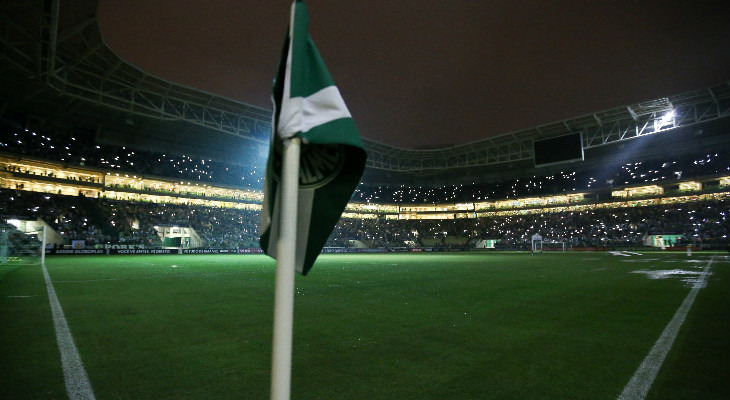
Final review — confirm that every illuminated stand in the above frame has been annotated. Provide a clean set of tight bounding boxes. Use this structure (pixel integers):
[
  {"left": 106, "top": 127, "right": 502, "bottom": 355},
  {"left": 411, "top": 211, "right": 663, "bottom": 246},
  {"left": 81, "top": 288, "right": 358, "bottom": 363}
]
[
  {"left": 1, "top": 219, "right": 45, "bottom": 265},
  {"left": 531, "top": 233, "right": 543, "bottom": 255}
]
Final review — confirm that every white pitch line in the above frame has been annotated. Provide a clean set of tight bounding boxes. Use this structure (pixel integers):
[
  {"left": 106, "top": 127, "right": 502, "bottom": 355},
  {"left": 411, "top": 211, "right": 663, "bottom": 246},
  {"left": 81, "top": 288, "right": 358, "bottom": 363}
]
[
  {"left": 617, "top": 256, "right": 714, "bottom": 400},
  {"left": 42, "top": 263, "right": 96, "bottom": 400}
]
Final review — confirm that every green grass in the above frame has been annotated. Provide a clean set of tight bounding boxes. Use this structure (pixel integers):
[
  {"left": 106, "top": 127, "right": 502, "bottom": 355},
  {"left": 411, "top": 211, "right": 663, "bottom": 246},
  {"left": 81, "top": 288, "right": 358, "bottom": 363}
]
[
  {"left": 0, "top": 262, "right": 65, "bottom": 399},
  {"left": 1, "top": 252, "right": 728, "bottom": 399}
]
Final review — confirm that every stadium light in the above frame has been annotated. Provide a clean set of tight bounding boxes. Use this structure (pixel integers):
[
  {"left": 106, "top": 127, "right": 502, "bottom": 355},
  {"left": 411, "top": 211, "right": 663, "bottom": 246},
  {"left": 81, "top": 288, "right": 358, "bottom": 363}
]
[{"left": 654, "top": 109, "right": 676, "bottom": 131}]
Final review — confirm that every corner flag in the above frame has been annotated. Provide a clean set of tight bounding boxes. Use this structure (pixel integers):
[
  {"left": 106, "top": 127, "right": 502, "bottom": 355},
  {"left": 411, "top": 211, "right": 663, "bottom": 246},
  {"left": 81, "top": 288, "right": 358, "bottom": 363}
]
[{"left": 259, "top": 0, "right": 366, "bottom": 275}]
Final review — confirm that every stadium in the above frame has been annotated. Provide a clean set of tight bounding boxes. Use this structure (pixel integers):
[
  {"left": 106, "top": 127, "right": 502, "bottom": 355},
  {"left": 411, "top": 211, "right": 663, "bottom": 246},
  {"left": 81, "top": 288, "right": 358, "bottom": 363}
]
[{"left": 1, "top": 1, "right": 729, "bottom": 399}]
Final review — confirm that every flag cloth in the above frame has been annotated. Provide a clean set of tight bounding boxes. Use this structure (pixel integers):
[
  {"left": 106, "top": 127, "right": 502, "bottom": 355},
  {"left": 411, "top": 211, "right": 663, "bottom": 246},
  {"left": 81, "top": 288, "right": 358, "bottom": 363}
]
[{"left": 259, "top": 0, "right": 366, "bottom": 275}]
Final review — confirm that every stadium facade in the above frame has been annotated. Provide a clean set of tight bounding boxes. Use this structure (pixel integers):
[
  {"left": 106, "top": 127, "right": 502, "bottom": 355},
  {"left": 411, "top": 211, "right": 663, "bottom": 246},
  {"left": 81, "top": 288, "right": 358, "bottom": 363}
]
[
  {"left": 2, "top": 0, "right": 730, "bottom": 252},
  {"left": 2, "top": 1, "right": 729, "bottom": 185}
]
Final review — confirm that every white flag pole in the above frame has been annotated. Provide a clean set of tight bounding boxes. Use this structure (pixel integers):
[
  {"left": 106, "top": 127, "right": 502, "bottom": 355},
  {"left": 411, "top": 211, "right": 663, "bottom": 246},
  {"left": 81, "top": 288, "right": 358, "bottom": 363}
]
[{"left": 270, "top": 136, "right": 301, "bottom": 400}]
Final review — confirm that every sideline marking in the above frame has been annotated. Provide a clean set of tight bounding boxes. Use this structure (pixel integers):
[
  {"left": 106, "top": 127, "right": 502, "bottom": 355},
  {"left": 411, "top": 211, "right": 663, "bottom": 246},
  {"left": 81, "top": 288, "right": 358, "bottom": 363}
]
[
  {"left": 42, "top": 263, "right": 96, "bottom": 400},
  {"left": 617, "top": 257, "right": 714, "bottom": 400}
]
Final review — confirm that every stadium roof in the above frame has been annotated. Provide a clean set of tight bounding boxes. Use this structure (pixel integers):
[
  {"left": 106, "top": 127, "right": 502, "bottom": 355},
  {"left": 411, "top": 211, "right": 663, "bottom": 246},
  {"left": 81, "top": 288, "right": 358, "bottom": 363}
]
[
  {"left": 98, "top": 0, "right": 730, "bottom": 150},
  {"left": 2, "top": 0, "right": 729, "bottom": 179}
]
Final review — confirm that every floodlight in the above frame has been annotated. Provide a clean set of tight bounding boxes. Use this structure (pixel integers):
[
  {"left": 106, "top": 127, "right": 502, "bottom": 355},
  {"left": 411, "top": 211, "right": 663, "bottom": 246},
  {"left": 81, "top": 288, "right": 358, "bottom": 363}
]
[{"left": 654, "top": 109, "right": 676, "bottom": 130}]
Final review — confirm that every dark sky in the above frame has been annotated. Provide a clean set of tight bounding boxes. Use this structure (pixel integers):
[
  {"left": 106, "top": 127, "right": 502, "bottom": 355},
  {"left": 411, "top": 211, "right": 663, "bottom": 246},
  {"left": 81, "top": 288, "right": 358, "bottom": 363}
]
[{"left": 97, "top": 0, "right": 730, "bottom": 149}]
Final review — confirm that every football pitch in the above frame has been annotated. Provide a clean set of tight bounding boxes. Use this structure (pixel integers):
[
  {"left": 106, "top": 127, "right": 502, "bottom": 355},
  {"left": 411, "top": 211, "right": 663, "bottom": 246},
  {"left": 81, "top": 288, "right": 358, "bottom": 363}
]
[{"left": 1, "top": 252, "right": 728, "bottom": 399}]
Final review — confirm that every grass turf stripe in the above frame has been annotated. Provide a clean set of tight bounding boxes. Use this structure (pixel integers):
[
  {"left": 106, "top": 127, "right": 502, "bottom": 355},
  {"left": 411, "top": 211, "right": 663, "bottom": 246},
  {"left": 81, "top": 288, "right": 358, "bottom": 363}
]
[
  {"left": 617, "top": 256, "right": 714, "bottom": 400},
  {"left": 42, "top": 262, "right": 96, "bottom": 400}
]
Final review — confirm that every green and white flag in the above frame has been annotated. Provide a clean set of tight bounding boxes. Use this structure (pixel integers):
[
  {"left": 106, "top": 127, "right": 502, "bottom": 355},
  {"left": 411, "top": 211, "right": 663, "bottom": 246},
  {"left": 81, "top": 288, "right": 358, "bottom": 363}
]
[{"left": 259, "top": 0, "right": 366, "bottom": 275}]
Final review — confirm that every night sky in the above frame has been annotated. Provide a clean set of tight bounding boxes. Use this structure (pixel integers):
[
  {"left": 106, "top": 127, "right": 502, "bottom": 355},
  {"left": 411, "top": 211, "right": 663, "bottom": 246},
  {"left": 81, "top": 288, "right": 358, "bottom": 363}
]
[{"left": 97, "top": 0, "right": 730, "bottom": 149}]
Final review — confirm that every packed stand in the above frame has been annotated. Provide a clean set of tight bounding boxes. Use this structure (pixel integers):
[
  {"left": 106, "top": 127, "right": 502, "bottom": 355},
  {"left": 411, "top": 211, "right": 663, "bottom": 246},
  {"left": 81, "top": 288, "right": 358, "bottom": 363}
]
[
  {"left": 0, "top": 120, "right": 266, "bottom": 189},
  {"left": 3, "top": 118, "right": 730, "bottom": 205},
  {"left": 2, "top": 116, "right": 730, "bottom": 251},
  {"left": 2, "top": 187, "right": 728, "bottom": 250},
  {"left": 326, "top": 199, "right": 729, "bottom": 250},
  {"left": 0, "top": 189, "right": 260, "bottom": 249},
  {"left": 352, "top": 152, "right": 730, "bottom": 204}
]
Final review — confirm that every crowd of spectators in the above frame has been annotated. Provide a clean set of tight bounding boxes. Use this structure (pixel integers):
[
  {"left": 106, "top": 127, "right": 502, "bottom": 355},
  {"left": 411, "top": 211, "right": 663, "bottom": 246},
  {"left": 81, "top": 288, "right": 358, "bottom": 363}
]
[
  {"left": 122, "top": 202, "right": 260, "bottom": 248},
  {"left": 326, "top": 199, "right": 729, "bottom": 249},
  {"left": 352, "top": 153, "right": 730, "bottom": 204},
  {"left": 0, "top": 121, "right": 266, "bottom": 188},
  {"left": 2, "top": 117, "right": 730, "bottom": 251},
  {"left": 0, "top": 189, "right": 261, "bottom": 249},
  {"left": 3, "top": 118, "right": 730, "bottom": 204},
  {"left": 0, "top": 189, "right": 112, "bottom": 246},
  {"left": 1, "top": 188, "right": 727, "bottom": 251}
]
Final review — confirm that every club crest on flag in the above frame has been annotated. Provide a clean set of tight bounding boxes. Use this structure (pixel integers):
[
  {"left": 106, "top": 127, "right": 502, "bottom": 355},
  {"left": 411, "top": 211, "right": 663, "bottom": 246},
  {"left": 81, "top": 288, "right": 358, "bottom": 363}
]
[
  {"left": 298, "top": 144, "right": 345, "bottom": 188},
  {"left": 271, "top": 142, "right": 346, "bottom": 189}
]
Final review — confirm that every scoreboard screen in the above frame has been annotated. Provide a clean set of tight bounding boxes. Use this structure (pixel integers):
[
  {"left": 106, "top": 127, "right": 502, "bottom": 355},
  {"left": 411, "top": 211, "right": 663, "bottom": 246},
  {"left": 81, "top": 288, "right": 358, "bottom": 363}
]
[{"left": 533, "top": 132, "right": 584, "bottom": 167}]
